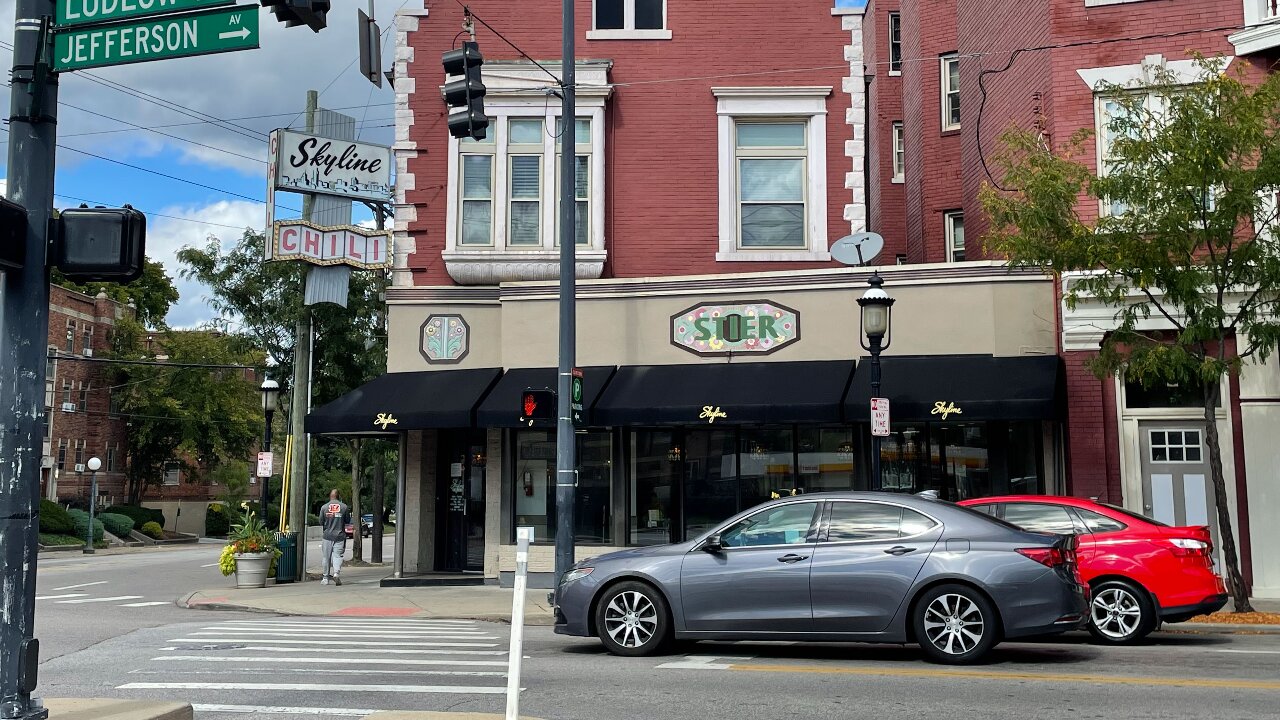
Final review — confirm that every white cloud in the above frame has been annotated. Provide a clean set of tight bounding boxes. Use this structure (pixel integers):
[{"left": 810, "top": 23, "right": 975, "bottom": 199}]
[
  {"left": 147, "top": 200, "right": 263, "bottom": 329},
  {"left": 0, "top": 179, "right": 6, "bottom": 198}
]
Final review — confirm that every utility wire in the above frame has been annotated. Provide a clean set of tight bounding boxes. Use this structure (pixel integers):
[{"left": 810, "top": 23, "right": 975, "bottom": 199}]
[
  {"left": 58, "top": 100, "right": 266, "bottom": 165},
  {"left": 48, "top": 351, "right": 260, "bottom": 370},
  {"left": 54, "top": 192, "right": 258, "bottom": 231},
  {"left": 454, "top": 1, "right": 563, "bottom": 87}
]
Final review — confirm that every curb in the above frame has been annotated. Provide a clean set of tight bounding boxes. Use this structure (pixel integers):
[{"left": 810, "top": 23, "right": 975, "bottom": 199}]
[
  {"left": 179, "top": 591, "right": 554, "bottom": 624},
  {"left": 1166, "top": 622, "right": 1280, "bottom": 634}
]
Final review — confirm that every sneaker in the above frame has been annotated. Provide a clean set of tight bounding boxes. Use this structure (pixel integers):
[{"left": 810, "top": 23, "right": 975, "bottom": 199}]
[
  {"left": 320, "top": 576, "right": 329, "bottom": 585},
  {"left": 333, "top": 576, "right": 342, "bottom": 586}
]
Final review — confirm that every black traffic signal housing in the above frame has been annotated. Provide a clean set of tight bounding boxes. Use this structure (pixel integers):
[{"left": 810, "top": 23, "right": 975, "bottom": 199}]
[
  {"left": 443, "top": 41, "right": 488, "bottom": 140},
  {"left": 1, "top": 196, "right": 27, "bottom": 270},
  {"left": 261, "top": 0, "right": 330, "bottom": 32},
  {"left": 52, "top": 205, "right": 146, "bottom": 283},
  {"left": 520, "top": 388, "right": 556, "bottom": 427}
]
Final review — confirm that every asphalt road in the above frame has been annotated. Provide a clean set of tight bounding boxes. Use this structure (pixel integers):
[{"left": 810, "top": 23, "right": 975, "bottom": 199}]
[{"left": 30, "top": 545, "right": 1280, "bottom": 719}]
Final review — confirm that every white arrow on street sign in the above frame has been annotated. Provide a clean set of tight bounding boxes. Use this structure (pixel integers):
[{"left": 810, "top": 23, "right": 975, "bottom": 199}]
[{"left": 219, "top": 27, "right": 251, "bottom": 40}]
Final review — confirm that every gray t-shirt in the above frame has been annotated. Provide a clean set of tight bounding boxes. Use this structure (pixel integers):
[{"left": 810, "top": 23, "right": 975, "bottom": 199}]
[{"left": 320, "top": 500, "right": 351, "bottom": 542}]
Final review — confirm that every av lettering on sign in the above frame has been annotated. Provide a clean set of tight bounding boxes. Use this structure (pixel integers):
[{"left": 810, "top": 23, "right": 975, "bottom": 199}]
[
  {"left": 271, "top": 220, "right": 393, "bottom": 270},
  {"left": 671, "top": 300, "right": 800, "bottom": 357},
  {"left": 53, "top": 5, "right": 258, "bottom": 72},
  {"left": 56, "top": 0, "right": 234, "bottom": 28},
  {"left": 271, "top": 129, "right": 393, "bottom": 203},
  {"left": 256, "top": 451, "right": 273, "bottom": 478},
  {"left": 871, "top": 397, "right": 890, "bottom": 437}
]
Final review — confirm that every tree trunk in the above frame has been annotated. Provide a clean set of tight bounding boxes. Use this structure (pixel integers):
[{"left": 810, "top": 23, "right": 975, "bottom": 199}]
[
  {"left": 1203, "top": 379, "right": 1254, "bottom": 613},
  {"left": 350, "top": 439, "right": 363, "bottom": 563},
  {"left": 372, "top": 449, "right": 384, "bottom": 564}
]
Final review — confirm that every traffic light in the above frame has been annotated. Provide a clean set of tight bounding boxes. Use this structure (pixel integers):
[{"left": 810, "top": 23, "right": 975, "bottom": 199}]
[
  {"left": 442, "top": 41, "right": 488, "bottom": 140},
  {"left": 0, "top": 196, "right": 27, "bottom": 270},
  {"left": 520, "top": 389, "right": 556, "bottom": 427},
  {"left": 261, "top": 0, "right": 330, "bottom": 32},
  {"left": 52, "top": 205, "right": 146, "bottom": 283}
]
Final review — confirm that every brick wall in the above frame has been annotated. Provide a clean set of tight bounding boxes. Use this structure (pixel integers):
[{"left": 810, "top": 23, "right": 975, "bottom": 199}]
[
  {"left": 864, "top": 0, "right": 907, "bottom": 261},
  {"left": 403, "top": 0, "right": 857, "bottom": 284},
  {"left": 1062, "top": 349, "right": 1121, "bottom": 501}
]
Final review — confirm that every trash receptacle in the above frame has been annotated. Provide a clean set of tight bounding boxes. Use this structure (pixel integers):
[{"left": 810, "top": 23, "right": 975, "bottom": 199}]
[{"left": 275, "top": 531, "right": 299, "bottom": 583}]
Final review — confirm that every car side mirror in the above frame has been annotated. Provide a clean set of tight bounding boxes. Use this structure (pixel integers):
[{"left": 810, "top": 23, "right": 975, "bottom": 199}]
[{"left": 702, "top": 534, "right": 723, "bottom": 553}]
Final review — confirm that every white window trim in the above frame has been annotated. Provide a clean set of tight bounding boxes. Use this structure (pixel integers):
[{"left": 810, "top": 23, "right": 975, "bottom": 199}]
[
  {"left": 944, "top": 210, "right": 964, "bottom": 262},
  {"left": 940, "top": 54, "right": 960, "bottom": 132},
  {"left": 443, "top": 62, "right": 612, "bottom": 284},
  {"left": 587, "top": 0, "right": 671, "bottom": 40},
  {"left": 887, "top": 12, "right": 902, "bottom": 76},
  {"left": 1229, "top": 0, "right": 1280, "bottom": 55},
  {"left": 891, "top": 121, "right": 904, "bottom": 183},
  {"left": 713, "top": 86, "right": 832, "bottom": 262}
]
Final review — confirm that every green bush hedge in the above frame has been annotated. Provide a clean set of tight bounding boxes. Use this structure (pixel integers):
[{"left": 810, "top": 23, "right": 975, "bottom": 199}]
[
  {"left": 140, "top": 521, "right": 164, "bottom": 539},
  {"left": 67, "top": 509, "right": 104, "bottom": 543},
  {"left": 39, "top": 499, "right": 75, "bottom": 535},
  {"left": 205, "top": 504, "right": 231, "bottom": 537},
  {"left": 38, "top": 533, "right": 84, "bottom": 547},
  {"left": 98, "top": 512, "right": 135, "bottom": 538},
  {"left": 104, "top": 505, "right": 165, "bottom": 530}
]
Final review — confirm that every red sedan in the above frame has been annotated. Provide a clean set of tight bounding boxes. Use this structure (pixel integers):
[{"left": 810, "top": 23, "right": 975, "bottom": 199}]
[{"left": 958, "top": 495, "right": 1227, "bottom": 644}]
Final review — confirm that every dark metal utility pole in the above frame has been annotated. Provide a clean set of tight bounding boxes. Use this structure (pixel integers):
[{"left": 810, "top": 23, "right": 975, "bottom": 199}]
[
  {"left": 1, "top": 1, "right": 57, "bottom": 718},
  {"left": 553, "top": 0, "right": 578, "bottom": 586}
]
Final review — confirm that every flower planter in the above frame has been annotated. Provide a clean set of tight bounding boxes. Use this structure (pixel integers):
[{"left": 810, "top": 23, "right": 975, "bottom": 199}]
[{"left": 233, "top": 551, "right": 272, "bottom": 588}]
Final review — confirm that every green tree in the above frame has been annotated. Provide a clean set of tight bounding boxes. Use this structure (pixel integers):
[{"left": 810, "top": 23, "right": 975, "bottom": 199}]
[
  {"left": 108, "top": 320, "right": 264, "bottom": 503},
  {"left": 52, "top": 258, "right": 180, "bottom": 328},
  {"left": 981, "top": 57, "right": 1280, "bottom": 612}
]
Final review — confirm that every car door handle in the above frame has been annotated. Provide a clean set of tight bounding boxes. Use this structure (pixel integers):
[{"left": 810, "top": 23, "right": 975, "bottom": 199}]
[
  {"left": 884, "top": 546, "right": 916, "bottom": 556},
  {"left": 777, "top": 553, "right": 809, "bottom": 563}
]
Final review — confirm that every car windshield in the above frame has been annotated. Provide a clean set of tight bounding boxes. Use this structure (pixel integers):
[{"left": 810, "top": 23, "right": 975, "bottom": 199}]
[{"left": 1098, "top": 502, "right": 1169, "bottom": 527}]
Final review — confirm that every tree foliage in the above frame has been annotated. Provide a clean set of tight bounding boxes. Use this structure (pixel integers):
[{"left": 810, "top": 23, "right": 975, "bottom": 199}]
[
  {"left": 52, "top": 258, "right": 180, "bottom": 329},
  {"left": 981, "top": 56, "right": 1280, "bottom": 612}
]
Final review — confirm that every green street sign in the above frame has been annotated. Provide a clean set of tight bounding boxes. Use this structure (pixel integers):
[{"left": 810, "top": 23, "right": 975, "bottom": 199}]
[
  {"left": 56, "top": 0, "right": 234, "bottom": 28},
  {"left": 54, "top": 5, "right": 258, "bottom": 71},
  {"left": 570, "top": 369, "right": 584, "bottom": 427}
]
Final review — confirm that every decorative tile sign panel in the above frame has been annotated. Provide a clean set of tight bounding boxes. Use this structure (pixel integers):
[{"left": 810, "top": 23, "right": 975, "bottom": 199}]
[
  {"left": 420, "top": 315, "right": 470, "bottom": 364},
  {"left": 671, "top": 300, "right": 800, "bottom": 357}
]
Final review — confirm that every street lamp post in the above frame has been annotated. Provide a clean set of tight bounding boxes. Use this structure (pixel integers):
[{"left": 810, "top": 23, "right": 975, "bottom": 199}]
[
  {"left": 260, "top": 378, "right": 280, "bottom": 523},
  {"left": 82, "top": 457, "right": 102, "bottom": 554},
  {"left": 857, "top": 273, "right": 895, "bottom": 491}
]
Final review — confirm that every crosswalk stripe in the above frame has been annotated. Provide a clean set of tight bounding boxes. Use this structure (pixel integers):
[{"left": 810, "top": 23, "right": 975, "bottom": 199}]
[
  {"left": 57, "top": 595, "right": 144, "bottom": 604},
  {"left": 218, "top": 618, "right": 477, "bottom": 625},
  {"left": 153, "top": 655, "right": 508, "bottom": 667},
  {"left": 34, "top": 594, "right": 87, "bottom": 601},
  {"left": 132, "top": 668, "right": 507, "bottom": 678},
  {"left": 169, "top": 637, "right": 498, "bottom": 648},
  {"left": 158, "top": 646, "right": 507, "bottom": 656},
  {"left": 119, "top": 682, "right": 507, "bottom": 694},
  {"left": 121, "top": 601, "right": 172, "bottom": 607},
  {"left": 193, "top": 628, "right": 493, "bottom": 638},
  {"left": 192, "top": 704, "right": 375, "bottom": 716},
  {"left": 52, "top": 581, "right": 108, "bottom": 591}
]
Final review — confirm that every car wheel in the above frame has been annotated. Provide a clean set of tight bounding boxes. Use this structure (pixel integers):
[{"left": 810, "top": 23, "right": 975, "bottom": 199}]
[
  {"left": 914, "top": 584, "right": 999, "bottom": 665},
  {"left": 1088, "top": 580, "right": 1155, "bottom": 644},
  {"left": 594, "top": 581, "right": 671, "bottom": 657}
]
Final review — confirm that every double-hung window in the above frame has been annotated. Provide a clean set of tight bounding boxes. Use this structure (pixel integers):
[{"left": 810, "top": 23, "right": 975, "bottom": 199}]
[
  {"left": 1097, "top": 94, "right": 1151, "bottom": 217},
  {"left": 891, "top": 121, "right": 905, "bottom": 183},
  {"left": 714, "top": 86, "right": 832, "bottom": 262},
  {"left": 57, "top": 439, "right": 67, "bottom": 470},
  {"left": 458, "top": 135, "right": 495, "bottom": 246},
  {"left": 944, "top": 211, "right": 965, "bottom": 262},
  {"left": 507, "top": 118, "right": 544, "bottom": 247},
  {"left": 589, "top": 0, "right": 670, "bottom": 40},
  {"left": 556, "top": 117, "right": 592, "bottom": 246},
  {"left": 941, "top": 54, "right": 961, "bottom": 131},
  {"left": 888, "top": 13, "right": 902, "bottom": 75}
]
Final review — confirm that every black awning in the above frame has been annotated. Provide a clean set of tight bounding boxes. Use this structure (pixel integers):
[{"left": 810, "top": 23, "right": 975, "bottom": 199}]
[
  {"left": 305, "top": 368, "right": 503, "bottom": 434},
  {"left": 593, "top": 360, "right": 854, "bottom": 426},
  {"left": 844, "top": 355, "right": 1063, "bottom": 422},
  {"left": 475, "top": 366, "right": 617, "bottom": 427}
]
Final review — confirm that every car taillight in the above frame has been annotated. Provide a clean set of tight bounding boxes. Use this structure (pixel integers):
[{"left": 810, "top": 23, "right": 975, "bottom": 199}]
[
  {"left": 1167, "top": 538, "right": 1210, "bottom": 557},
  {"left": 1017, "top": 547, "right": 1065, "bottom": 568}
]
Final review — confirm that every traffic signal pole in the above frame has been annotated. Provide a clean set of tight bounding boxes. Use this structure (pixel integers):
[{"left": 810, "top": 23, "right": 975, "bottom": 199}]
[
  {"left": 1, "top": 1, "right": 57, "bottom": 718},
  {"left": 553, "top": 0, "right": 578, "bottom": 588}
]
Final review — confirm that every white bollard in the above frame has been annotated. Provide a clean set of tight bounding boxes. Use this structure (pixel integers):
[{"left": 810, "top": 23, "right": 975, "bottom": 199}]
[{"left": 506, "top": 526, "right": 533, "bottom": 720}]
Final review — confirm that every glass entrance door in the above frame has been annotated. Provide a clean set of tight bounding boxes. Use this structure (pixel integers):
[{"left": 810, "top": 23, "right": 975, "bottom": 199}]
[{"left": 439, "top": 432, "right": 486, "bottom": 572}]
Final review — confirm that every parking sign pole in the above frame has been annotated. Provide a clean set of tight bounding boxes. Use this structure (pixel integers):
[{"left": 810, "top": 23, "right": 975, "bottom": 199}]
[{"left": 871, "top": 361, "right": 883, "bottom": 491}]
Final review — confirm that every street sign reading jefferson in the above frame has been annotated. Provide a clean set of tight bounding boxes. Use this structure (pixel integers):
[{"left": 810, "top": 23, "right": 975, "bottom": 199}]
[
  {"left": 56, "top": 0, "right": 233, "bottom": 28},
  {"left": 53, "top": 5, "right": 258, "bottom": 72}
]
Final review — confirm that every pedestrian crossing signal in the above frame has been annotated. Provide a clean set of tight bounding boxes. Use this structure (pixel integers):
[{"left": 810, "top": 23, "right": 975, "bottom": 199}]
[{"left": 520, "top": 389, "right": 556, "bottom": 427}]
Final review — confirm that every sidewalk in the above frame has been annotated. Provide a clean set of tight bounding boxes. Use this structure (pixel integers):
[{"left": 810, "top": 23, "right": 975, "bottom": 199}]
[{"left": 180, "top": 562, "right": 554, "bottom": 623}]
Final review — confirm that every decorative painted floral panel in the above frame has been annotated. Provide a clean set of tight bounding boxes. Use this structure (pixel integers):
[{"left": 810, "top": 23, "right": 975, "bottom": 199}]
[{"left": 420, "top": 315, "right": 470, "bottom": 364}]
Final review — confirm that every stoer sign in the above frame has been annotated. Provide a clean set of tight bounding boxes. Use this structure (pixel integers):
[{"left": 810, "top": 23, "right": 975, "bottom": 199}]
[{"left": 56, "top": 0, "right": 233, "bottom": 27}]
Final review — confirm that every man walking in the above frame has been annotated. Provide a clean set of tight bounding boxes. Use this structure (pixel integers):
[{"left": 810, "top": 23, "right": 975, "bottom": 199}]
[{"left": 319, "top": 489, "right": 350, "bottom": 586}]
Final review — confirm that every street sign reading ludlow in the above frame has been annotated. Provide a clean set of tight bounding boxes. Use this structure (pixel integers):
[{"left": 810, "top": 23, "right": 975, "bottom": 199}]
[
  {"left": 56, "top": 0, "right": 234, "bottom": 28},
  {"left": 53, "top": 5, "right": 258, "bottom": 71}
]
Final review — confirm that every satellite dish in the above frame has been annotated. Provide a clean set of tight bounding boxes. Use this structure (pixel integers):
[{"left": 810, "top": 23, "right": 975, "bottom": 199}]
[{"left": 830, "top": 232, "right": 885, "bottom": 267}]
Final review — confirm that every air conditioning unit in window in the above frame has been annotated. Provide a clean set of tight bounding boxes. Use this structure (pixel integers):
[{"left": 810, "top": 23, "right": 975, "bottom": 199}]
[
  {"left": 83, "top": 348, "right": 93, "bottom": 357},
  {"left": 74, "top": 463, "right": 85, "bottom": 473},
  {"left": 60, "top": 402, "right": 76, "bottom": 412}
]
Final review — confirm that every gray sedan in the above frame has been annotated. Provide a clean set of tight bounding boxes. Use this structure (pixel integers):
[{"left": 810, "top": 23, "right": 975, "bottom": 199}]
[{"left": 553, "top": 492, "right": 1088, "bottom": 664}]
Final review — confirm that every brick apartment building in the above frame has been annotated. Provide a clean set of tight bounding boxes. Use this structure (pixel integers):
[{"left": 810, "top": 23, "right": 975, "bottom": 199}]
[
  {"left": 860, "top": 0, "right": 1280, "bottom": 596},
  {"left": 42, "top": 284, "right": 131, "bottom": 507}
]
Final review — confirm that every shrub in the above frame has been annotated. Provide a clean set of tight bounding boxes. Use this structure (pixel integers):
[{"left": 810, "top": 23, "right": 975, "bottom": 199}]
[
  {"left": 205, "top": 503, "right": 231, "bottom": 537},
  {"left": 98, "top": 512, "right": 135, "bottom": 538},
  {"left": 39, "top": 500, "right": 75, "bottom": 535},
  {"left": 104, "top": 505, "right": 165, "bottom": 530},
  {"left": 140, "top": 521, "right": 164, "bottom": 540},
  {"left": 67, "top": 509, "right": 104, "bottom": 543},
  {"left": 38, "top": 533, "right": 83, "bottom": 547}
]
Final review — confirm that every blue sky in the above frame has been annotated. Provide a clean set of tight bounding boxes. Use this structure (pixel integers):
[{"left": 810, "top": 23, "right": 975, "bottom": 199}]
[{"left": 1, "top": 1, "right": 405, "bottom": 328}]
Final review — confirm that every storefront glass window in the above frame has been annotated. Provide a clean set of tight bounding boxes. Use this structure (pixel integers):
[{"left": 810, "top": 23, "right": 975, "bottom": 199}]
[
  {"left": 797, "top": 426, "right": 857, "bottom": 492},
  {"left": 630, "top": 430, "right": 678, "bottom": 546},
  {"left": 682, "top": 429, "right": 738, "bottom": 540},
  {"left": 1005, "top": 422, "right": 1045, "bottom": 495},
  {"left": 932, "top": 422, "right": 990, "bottom": 500},
  {"left": 739, "top": 427, "right": 796, "bottom": 508},
  {"left": 880, "top": 423, "right": 928, "bottom": 492},
  {"left": 873, "top": 420, "right": 1045, "bottom": 500},
  {"left": 513, "top": 430, "right": 612, "bottom": 544}
]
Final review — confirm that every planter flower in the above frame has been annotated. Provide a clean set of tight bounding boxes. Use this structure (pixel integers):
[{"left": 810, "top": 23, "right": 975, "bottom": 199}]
[{"left": 219, "top": 509, "right": 280, "bottom": 589}]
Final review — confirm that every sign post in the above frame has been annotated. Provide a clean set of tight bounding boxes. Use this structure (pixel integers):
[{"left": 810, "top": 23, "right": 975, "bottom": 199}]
[
  {"left": 53, "top": 5, "right": 260, "bottom": 72},
  {"left": 506, "top": 526, "right": 534, "bottom": 720}
]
